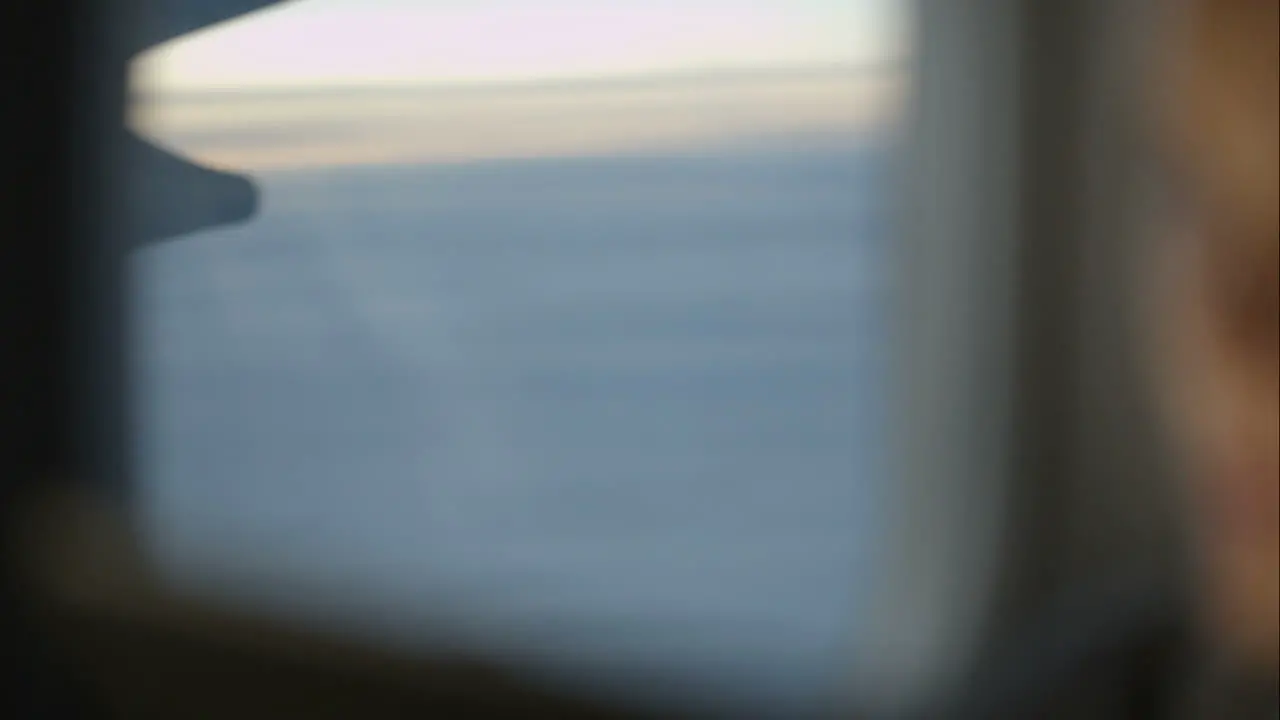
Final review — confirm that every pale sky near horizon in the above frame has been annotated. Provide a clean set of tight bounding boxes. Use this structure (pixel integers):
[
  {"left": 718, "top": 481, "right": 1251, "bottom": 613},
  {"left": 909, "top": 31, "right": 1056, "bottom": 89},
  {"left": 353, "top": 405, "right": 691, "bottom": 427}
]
[{"left": 136, "top": 0, "right": 906, "bottom": 91}]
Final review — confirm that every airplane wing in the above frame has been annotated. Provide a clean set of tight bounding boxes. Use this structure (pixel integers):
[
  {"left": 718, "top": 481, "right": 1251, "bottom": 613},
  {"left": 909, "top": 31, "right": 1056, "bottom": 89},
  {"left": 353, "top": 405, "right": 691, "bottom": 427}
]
[
  {"left": 124, "top": 131, "right": 259, "bottom": 244},
  {"left": 129, "top": 0, "right": 294, "bottom": 56},
  {"left": 127, "top": 0, "right": 293, "bottom": 245}
]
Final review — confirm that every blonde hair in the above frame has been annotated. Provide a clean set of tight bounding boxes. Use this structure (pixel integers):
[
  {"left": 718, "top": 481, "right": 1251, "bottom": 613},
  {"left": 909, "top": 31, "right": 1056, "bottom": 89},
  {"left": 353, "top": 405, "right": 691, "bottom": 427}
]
[{"left": 1162, "top": 0, "right": 1279, "bottom": 359}]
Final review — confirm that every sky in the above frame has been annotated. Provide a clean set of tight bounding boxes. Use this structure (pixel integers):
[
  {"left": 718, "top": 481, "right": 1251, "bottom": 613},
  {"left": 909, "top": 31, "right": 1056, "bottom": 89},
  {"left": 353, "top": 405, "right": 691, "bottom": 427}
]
[
  {"left": 130, "top": 0, "right": 909, "bottom": 170},
  {"left": 135, "top": 0, "right": 906, "bottom": 91}
]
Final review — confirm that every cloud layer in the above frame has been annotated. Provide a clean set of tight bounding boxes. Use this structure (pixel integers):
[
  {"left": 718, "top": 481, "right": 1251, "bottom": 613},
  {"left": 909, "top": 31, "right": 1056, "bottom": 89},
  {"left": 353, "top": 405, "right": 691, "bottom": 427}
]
[{"left": 132, "top": 67, "right": 904, "bottom": 171}]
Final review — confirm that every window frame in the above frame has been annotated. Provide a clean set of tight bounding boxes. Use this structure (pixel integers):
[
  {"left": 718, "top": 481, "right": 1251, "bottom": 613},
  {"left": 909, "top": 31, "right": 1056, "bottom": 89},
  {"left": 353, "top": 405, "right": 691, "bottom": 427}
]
[
  {"left": 3, "top": 0, "right": 1178, "bottom": 718},
  {"left": 848, "top": 1, "right": 1176, "bottom": 716}
]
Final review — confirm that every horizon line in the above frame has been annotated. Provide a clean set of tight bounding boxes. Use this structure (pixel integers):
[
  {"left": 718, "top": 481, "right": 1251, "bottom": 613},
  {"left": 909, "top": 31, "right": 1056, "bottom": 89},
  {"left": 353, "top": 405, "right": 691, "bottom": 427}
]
[{"left": 135, "top": 61, "right": 906, "bottom": 101}]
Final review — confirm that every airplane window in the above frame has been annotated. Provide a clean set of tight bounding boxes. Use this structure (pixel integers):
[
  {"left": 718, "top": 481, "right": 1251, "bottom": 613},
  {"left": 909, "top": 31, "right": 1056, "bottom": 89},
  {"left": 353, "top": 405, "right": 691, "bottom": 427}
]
[{"left": 126, "top": 0, "right": 912, "bottom": 715}]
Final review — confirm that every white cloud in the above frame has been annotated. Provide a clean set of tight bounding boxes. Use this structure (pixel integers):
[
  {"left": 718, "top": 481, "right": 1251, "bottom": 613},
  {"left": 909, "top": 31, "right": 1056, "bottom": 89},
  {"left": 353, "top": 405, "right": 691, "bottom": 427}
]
[{"left": 133, "top": 69, "right": 905, "bottom": 170}]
